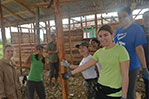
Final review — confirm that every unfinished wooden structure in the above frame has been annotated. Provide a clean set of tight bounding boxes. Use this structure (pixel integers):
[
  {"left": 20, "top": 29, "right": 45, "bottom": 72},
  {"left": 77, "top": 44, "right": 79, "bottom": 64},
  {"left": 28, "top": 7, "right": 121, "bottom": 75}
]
[{"left": 0, "top": 0, "right": 148, "bottom": 99}]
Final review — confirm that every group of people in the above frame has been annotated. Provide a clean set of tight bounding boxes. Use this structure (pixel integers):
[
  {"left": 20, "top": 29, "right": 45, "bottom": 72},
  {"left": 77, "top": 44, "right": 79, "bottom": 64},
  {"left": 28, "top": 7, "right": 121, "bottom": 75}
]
[
  {"left": 0, "top": 34, "right": 59, "bottom": 99},
  {"left": 0, "top": 6, "right": 148, "bottom": 99},
  {"left": 62, "top": 7, "right": 149, "bottom": 99}
]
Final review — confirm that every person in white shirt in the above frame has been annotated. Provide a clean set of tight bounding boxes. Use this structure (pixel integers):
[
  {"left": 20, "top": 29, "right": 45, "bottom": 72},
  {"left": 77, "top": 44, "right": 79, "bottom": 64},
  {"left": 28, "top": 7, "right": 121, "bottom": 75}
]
[{"left": 61, "top": 41, "right": 101, "bottom": 99}]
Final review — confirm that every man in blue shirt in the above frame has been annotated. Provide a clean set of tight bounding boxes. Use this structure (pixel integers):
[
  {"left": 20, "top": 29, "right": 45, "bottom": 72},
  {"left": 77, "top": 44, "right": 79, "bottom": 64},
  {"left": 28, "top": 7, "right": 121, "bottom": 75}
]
[{"left": 114, "top": 7, "right": 149, "bottom": 99}]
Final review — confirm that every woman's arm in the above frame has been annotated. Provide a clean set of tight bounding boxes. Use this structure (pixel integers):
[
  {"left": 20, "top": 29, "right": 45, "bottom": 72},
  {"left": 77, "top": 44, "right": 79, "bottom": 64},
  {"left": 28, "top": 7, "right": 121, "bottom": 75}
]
[
  {"left": 71, "top": 58, "right": 97, "bottom": 75},
  {"left": 25, "top": 53, "right": 33, "bottom": 64},
  {"left": 120, "top": 60, "right": 129, "bottom": 98},
  {"left": 70, "top": 65, "right": 78, "bottom": 69}
]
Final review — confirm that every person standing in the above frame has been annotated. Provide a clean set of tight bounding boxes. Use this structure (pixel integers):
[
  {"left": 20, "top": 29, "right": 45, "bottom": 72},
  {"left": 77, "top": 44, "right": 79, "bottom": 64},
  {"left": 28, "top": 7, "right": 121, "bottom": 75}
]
[
  {"left": 141, "top": 10, "right": 149, "bottom": 99},
  {"left": 62, "top": 41, "right": 100, "bottom": 99},
  {"left": 25, "top": 45, "right": 46, "bottom": 99},
  {"left": 0, "top": 45, "right": 22, "bottom": 99},
  {"left": 46, "top": 34, "right": 59, "bottom": 84},
  {"left": 114, "top": 7, "right": 149, "bottom": 99}
]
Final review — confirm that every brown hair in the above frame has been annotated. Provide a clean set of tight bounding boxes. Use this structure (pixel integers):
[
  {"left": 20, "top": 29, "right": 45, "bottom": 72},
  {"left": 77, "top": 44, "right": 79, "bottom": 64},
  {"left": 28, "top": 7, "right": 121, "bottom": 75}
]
[{"left": 98, "top": 24, "right": 113, "bottom": 35}]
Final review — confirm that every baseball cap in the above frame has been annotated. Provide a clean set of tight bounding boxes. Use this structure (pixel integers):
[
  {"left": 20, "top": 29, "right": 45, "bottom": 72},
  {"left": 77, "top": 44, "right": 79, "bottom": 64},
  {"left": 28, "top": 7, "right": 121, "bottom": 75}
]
[
  {"left": 75, "top": 41, "right": 89, "bottom": 48},
  {"left": 36, "top": 44, "right": 44, "bottom": 50}
]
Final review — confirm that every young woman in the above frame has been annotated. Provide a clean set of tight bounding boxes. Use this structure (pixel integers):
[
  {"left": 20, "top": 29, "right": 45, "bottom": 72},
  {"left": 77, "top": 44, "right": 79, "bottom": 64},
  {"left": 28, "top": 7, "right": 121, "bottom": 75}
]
[
  {"left": 62, "top": 41, "right": 100, "bottom": 99},
  {"left": 0, "top": 45, "right": 22, "bottom": 99},
  {"left": 114, "top": 6, "right": 149, "bottom": 99},
  {"left": 62, "top": 25, "right": 130, "bottom": 99},
  {"left": 25, "top": 45, "right": 46, "bottom": 99}
]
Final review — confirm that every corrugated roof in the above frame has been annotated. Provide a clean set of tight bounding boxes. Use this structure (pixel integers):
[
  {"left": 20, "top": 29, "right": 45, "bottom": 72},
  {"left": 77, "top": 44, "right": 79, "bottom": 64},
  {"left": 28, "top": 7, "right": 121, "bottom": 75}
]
[{"left": 1, "top": 0, "right": 148, "bottom": 26}]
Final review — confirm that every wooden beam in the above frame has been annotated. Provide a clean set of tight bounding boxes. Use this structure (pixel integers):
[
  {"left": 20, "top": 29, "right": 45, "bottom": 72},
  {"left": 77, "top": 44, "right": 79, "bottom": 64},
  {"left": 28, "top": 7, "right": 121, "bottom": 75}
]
[
  {"left": 14, "top": 0, "right": 36, "bottom": 17},
  {"left": 3, "top": 8, "right": 36, "bottom": 18},
  {"left": 68, "top": 17, "right": 73, "bottom": 64},
  {"left": 95, "top": 14, "right": 98, "bottom": 38},
  {"left": 2, "top": 5, "right": 25, "bottom": 21},
  {"left": 36, "top": 7, "right": 40, "bottom": 45},
  {"left": 15, "top": 0, "right": 38, "bottom": 7},
  {"left": 98, "top": 0, "right": 105, "bottom": 10},
  {"left": 54, "top": 0, "right": 68, "bottom": 99},
  {"left": 85, "top": 16, "right": 88, "bottom": 38},
  {"left": 45, "top": 21, "right": 49, "bottom": 42},
  {"left": 0, "top": 1, "right": 6, "bottom": 47},
  {"left": 17, "top": 25, "right": 23, "bottom": 74},
  {"left": 134, "top": 9, "right": 143, "bottom": 19},
  {"left": 1, "top": 0, "right": 14, "bottom": 5},
  {"left": 47, "top": 21, "right": 51, "bottom": 42}
]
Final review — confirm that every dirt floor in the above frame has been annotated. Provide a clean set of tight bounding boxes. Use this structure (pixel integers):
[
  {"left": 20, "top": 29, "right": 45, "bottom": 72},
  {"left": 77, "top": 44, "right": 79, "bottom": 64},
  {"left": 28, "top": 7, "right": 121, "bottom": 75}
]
[{"left": 20, "top": 68, "right": 147, "bottom": 99}]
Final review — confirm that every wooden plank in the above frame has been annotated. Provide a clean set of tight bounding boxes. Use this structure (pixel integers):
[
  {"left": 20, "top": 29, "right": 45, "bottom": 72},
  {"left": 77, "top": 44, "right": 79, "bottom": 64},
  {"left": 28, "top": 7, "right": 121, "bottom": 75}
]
[
  {"left": 47, "top": 21, "right": 51, "bottom": 42},
  {"left": 15, "top": 0, "right": 38, "bottom": 7},
  {"left": 3, "top": 8, "right": 36, "bottom": 18},
  {"left": 54, "top": 0, "right": 68, "bottom": 99},
  {"left": 45, "top": 21, "right": 49, "bottom": 42},
  {"left": 14, "top": 0, "right": 36, "bottom": 17},
  {"left": 68, "top": 17, "right": 73, "bottom": 64},
  {"left": 85, "top": 16, "right": 88, "bottom": 38},
  {"left": 17, "top": 25, "right": 23, "bottom": 74},
  {"left": 2, "top": 5, "right": 25, "bottom": 21},
  {"left": 1, "top": 0, "right": 14, "bottom": 4},
  {"left": 36, "top": 7, "right": 40, "bottom": 45},
  {"left": 95, "top": 14, "right": 98, "bottom": 38},
  {"left": 134, "top": 9, "right": 143, "bottom": 19},
  {"left": 0, "top": 1, "right": 6, "bottom": 47}
]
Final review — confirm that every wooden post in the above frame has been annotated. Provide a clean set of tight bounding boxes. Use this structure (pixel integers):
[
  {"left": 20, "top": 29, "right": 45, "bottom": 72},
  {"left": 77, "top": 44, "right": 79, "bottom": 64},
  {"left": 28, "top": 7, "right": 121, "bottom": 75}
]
[
  {"left": 9, "top": 27, "right": 12, "bottom": 43},
  {"left": 101, "top": 14, "right": 103, "bottom": 25},
  {"left": 0, "top": 1, "right": 6, "bottom": 47},
  {"left": 54, "top": 0, "right": 68, "bottom": 99},
  {"left": 80, "top": 17, "right": 83, "bottom": 30},
  {"left": 85, "top": 16, "right": 88, "bottom": 38},
  {"left": 36, "top": 7, "right": 40, "bottom": 45},
  {"left": 33, "top": 23, "right": 36, "bottom": 51},
  {"left": 17, "top": 25, "right": 22, "bottom": 74},
  {"left": 72, "top": 19, "right": 75, "bottom": 30},
  {"left": 45, "top": 21, "right": 49, "bottom": 42},
  {"left": 92, "top": 26, "right": 94, "bottom": 38},
  {"left": 47, "top": 21, "right": 51, "bottom": 42},
  {"left": 28, "top": 28, "right": 33, "bottom": 52},
  {"left": 95, "top": 14, "right": 98, "bottom": 38},
  {"left": 68, "top": 17, "right": 73, "bottom": 64}
]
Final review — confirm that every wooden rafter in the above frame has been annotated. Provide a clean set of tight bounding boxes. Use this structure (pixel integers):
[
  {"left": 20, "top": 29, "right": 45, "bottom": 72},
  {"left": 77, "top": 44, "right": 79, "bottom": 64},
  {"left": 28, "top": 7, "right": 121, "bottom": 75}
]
[
  {"left": 4, "top": 18, "right": 13, "bottom": 24},
  {"left": 14, "top": 0, "right": 36, "bottom": 17},
  {"left": 4, "top": 8, "right": 35, "bottom": 18},
  {"left": 42, "top": 0, "right": 47, "bottom": 2},
  {"left": 14, "top": 0, "right": 38, "bottom": 7},
  {"left": 1, "top": 0, "right": 14, "bottom": 5},
  {"left": 2, "top": 5, "right": 25, "bottom": 21},
  {"left": 98, "top": 0, "right": 104, "bottom": 9},
  {"left": 134, "top": 9, "right": 143, "bottom": 19}
]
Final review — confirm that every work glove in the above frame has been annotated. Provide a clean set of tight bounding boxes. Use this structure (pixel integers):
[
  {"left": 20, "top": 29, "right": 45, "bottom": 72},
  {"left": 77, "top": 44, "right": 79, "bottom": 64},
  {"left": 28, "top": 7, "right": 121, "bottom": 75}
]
[
  {"left": 83, "top": 80, "right": 87, "bottom": 88},
  {"left": 62, "top": 72, "right": 72, "bottom": 80},
  {"left": 61, "top": 60, "right": 70, "bottom": 68},
  {"left": 22, "top": 75, "right": 27, "bottom": 85},
  {"left": 1, "top": 97, "right": 8, "bottom": 99},
  {"left": 121, "top": 98, "right": 127, "bottom": 99},
  {"left": 142, "top": 68, "right": 149, "bottom": 80}
]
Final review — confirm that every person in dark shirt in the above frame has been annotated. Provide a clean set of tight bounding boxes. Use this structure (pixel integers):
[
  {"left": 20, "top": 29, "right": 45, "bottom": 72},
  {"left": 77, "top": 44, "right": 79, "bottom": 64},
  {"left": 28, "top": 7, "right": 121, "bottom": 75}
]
[{"left": 142, "top": 10, "right": 149, "bottom": 99}]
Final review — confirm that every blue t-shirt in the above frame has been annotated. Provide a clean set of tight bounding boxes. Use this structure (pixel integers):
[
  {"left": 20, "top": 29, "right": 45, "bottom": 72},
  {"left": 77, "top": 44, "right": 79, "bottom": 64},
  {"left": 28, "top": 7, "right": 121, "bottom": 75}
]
[{"left": 114, "top": 24, "right": 147, "bottom": 71}]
